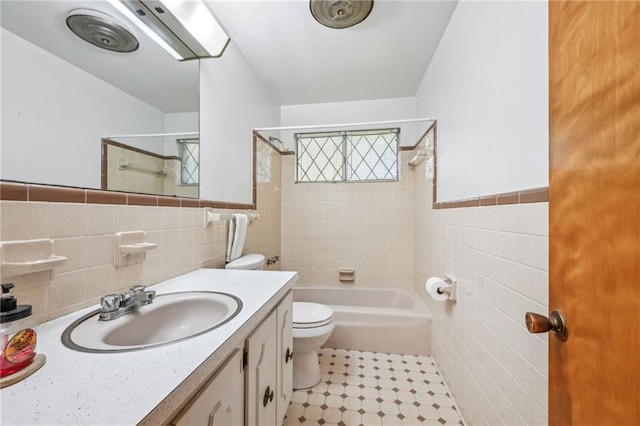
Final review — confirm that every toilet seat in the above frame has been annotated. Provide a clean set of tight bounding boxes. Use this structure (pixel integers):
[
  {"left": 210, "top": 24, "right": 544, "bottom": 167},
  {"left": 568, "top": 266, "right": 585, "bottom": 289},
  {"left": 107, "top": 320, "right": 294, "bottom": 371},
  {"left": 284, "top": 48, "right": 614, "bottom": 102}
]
[{"left": 293, "top": 302, "right": 334, "bottom": 329}]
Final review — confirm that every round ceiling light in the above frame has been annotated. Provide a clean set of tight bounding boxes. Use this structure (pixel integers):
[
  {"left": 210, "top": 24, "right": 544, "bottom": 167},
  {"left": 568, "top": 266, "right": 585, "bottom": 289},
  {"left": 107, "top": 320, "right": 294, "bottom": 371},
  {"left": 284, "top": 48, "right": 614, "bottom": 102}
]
[
  {"left": 310, "top": 0, "right": 374, "bottom": 29},
  {"left": 66, "top": 9, "right": 139, "bottom": 53}
]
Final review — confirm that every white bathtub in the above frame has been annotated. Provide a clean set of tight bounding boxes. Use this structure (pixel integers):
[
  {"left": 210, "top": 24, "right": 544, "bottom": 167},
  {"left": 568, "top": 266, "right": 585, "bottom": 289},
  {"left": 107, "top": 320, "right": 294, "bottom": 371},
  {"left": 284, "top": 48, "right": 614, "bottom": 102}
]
[{"left": 293, "top": 287, "right": 431, "bottom": 355}]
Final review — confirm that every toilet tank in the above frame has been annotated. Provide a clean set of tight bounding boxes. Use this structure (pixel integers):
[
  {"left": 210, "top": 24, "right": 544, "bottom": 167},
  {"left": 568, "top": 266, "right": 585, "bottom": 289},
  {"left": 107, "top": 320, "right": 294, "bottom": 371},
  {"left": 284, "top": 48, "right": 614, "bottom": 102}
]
[{"left": 225, "top": 254, "right": 265, "bottom": 270}]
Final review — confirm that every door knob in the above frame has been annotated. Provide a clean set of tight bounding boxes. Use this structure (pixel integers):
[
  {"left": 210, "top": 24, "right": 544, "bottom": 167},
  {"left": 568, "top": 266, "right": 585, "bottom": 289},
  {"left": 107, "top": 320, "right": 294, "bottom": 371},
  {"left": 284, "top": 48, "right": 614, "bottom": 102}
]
[{"left": 525, "top": 310, "right": 567, "bottom": 341}]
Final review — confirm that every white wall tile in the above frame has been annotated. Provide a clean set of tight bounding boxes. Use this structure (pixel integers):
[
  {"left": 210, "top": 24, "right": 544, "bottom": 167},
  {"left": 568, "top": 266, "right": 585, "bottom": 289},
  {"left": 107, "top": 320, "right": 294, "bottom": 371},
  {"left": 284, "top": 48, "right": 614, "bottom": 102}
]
[
  {"left": 87, "top": 204, "right": 118, "bottom": 236},
  {"left": 412, "top": 152, "right": 548, "bottom": 424},
  {"left": 54, "top": 237, "right": 88, "bottom": 274},
  {"left": 1, "top": 202, "right": 50, "bottom": 241}
]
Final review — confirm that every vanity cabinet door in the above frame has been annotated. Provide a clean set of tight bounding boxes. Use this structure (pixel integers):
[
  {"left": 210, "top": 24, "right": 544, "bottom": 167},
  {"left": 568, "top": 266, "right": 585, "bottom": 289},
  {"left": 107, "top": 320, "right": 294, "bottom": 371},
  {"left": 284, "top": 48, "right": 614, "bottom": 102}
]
[
  {"left": 276, "top": 292, "right": 294, "bottom": 426},
  {"left": 170, "top": 348, "right": 244, "bottom": 426},
  {"left": 245, "top": 311, "right": 278, "bottom": 426}
]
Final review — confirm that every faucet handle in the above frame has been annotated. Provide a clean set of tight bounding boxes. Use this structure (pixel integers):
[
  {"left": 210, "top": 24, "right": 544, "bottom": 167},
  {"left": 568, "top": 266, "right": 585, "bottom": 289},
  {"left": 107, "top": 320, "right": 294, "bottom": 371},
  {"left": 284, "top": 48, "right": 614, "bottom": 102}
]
[
  {"left": 130, "top": 285, "right": 146, "bottom": 294},
  {"left": 100, "top": 294, "right": 121, "bottom": 312},
  {"left": 130, "top": 285, "right": 155, "bottom": 305}
]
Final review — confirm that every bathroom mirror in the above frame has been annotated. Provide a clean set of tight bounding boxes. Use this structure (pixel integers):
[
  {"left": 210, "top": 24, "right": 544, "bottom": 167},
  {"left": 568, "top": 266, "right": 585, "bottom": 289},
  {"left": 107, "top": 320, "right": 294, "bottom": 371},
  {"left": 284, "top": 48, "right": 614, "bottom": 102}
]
[{"left": 0, "top": 1, "right": 200, "bottom": 198}]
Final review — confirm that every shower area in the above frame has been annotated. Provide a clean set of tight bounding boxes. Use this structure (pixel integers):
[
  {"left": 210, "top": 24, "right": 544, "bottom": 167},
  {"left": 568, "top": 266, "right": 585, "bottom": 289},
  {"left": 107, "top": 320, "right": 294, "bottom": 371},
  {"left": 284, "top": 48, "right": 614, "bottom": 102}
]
[{"left": 255, "top": 112, "right": 436, "bottom": 290}]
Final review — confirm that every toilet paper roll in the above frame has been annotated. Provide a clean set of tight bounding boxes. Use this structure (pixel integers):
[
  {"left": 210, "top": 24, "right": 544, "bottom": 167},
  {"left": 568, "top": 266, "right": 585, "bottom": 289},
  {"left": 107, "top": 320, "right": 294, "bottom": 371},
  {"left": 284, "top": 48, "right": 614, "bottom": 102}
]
[{"left": 426, "top": 277, "right": 450, "bottom": 301}]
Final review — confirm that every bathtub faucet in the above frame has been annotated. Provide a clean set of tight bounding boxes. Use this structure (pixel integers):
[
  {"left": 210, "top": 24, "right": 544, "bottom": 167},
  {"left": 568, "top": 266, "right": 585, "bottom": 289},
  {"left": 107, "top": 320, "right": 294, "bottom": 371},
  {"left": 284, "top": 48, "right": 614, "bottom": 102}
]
[{"left": 267, "top": 255, "right": 280, "bottom": 265}]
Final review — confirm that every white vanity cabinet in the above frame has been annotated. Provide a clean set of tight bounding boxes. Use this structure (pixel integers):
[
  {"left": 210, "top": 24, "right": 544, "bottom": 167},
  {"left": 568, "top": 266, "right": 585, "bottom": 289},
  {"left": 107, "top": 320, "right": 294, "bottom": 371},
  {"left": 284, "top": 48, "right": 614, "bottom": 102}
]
[
  {"left": 170, "top": 347, "right": 245, "bottom": 426},
  {"left": 170, "top": 291, "right": 293, "bottom": 426},
  {"left": 246, "top": 291, "right": 293, "bottom": 426},
  {"left": 276, "top": 291, "right": 294, "bottom": 425}
]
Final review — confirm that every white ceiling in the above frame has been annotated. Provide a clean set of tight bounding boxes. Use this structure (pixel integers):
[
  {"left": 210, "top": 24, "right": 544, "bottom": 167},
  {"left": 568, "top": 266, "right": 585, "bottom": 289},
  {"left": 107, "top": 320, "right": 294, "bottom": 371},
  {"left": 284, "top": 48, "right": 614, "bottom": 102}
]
[
  {"left": 207, "top": 0, "right": 458, "bottom": 105},
  {"left": 1, "top": 0, "right": 457, "bottom": 111}
]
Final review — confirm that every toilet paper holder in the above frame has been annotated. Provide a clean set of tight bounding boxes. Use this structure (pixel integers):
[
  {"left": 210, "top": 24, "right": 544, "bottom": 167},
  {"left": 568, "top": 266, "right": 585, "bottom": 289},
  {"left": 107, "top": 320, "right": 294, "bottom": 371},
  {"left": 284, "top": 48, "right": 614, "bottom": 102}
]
[{"left": 437, "top": 274, "right": 457, "bottom": 301}]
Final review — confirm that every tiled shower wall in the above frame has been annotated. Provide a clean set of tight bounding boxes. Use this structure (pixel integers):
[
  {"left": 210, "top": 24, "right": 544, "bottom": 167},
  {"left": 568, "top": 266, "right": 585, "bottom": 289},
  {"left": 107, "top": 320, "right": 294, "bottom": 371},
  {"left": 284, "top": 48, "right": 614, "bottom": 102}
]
[
  {"left": 0, "top": 140, "right": 282, "bottom": 325},
  {"left": 247, "top": 139, "right": 282, "bottom": 261},
  {"left": 280, "top": 151, "right": 415, "bottom": 288},
  {"left": 413, "top": 160, "right": 549, "bottom": 425}
]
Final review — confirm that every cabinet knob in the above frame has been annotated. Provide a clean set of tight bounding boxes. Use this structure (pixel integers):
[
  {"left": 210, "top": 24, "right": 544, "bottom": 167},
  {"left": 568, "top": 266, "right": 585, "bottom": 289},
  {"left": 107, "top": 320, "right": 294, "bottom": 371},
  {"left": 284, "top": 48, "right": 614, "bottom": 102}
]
[
  {"left": 285, "top": 347, "right": 293, "bottom": 363},
  {"left": 262, "top": 385, "right": 274, "bottom": 407}
]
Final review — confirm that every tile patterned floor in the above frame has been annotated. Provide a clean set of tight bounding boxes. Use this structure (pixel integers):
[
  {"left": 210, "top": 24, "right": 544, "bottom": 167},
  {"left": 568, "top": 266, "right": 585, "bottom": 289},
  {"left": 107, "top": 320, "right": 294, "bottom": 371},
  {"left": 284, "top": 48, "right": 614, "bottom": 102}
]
[{"left": 284, "top": 348, "right": 464, "bottom": 426}]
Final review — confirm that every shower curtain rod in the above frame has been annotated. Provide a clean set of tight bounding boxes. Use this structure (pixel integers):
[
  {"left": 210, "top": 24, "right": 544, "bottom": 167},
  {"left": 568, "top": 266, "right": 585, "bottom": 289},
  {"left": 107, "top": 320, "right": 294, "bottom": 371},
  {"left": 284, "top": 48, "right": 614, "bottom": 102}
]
[
  {"left": 254, "top": 117, "right": 436, "bottom": 132},
  {"left": 105, "top": 131, "right": 199, "bottom": 138}
]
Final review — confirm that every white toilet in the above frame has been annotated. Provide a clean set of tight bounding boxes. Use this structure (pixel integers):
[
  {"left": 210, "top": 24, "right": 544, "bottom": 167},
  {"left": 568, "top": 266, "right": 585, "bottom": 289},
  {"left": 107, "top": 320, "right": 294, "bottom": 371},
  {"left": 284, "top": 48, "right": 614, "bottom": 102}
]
[
  {"left": 292, "top": 302, "right": 335, "bottom": 389},
  {"left": 224, "top": 253, "right": 265, "bottom": 270},
  {"left": 223, "top": 252, "right": 334, "bottom": 389}
]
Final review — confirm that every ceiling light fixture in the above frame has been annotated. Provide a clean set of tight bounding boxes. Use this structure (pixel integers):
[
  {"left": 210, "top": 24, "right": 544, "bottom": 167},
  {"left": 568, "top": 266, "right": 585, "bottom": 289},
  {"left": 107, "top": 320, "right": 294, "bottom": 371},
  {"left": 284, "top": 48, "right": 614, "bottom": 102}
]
[
  {"left": 310, "top": 0, "right": 374, "bottom": 29},
  {"left": 108, "top": 0, "right": 229, "bottom": 61},
  {"left": 66, "top": 9, "right": 140, "bottom": 54}
]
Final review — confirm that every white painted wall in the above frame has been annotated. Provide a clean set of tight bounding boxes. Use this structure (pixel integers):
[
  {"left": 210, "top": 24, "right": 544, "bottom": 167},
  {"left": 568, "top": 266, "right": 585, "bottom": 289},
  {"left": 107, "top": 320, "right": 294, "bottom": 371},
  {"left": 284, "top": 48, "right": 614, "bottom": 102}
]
[
  {"left": 199, "top": 42, "right": 280, "bottom": 203},
  {"left": 280, "top": 97, "right": 419, "bottom": 147},
  {"left": 415, "top": 1, "right": 548, "bottom": 202},
  {"left": 0, "top": 29, "right": 165, "bottom": 189}
]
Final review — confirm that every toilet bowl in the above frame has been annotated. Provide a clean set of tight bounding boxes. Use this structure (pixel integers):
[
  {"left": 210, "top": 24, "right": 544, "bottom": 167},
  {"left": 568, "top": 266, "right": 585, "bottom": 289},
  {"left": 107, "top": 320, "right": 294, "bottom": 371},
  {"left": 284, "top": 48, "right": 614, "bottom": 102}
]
[
  {"left": 222, "top": 254, "right": 333, "bottom": 389},
  {"left": 224, "top": 253, "right": 265, "bottom": 270},
  {"left": 292, "top": 302, "right": 335, "bottom": 389}
]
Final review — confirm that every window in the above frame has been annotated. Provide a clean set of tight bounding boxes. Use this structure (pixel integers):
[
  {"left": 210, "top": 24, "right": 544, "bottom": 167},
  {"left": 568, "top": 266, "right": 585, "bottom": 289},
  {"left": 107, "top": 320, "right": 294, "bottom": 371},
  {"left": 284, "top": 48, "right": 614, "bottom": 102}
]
[
  {"left": 295, "top": 128, "right": 399, "bottom": 183},
  {"left": 178, "top": 139, "right": 199, "bottom": 185}
]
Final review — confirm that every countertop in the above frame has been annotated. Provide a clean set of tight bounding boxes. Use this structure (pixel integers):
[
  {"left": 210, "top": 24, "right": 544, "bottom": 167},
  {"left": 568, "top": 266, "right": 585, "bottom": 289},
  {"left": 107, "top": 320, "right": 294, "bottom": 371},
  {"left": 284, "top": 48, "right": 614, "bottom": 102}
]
[{"left": 0, "top": 268, "right": 297, "bottom": 425}]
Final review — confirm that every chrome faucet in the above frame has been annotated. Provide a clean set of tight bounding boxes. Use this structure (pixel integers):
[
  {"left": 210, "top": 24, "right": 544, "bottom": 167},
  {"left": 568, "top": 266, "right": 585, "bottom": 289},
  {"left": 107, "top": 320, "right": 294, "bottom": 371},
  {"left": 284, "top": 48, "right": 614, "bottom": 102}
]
[{"left": 99, "top": 285, "right": 156, "bottom": 321}]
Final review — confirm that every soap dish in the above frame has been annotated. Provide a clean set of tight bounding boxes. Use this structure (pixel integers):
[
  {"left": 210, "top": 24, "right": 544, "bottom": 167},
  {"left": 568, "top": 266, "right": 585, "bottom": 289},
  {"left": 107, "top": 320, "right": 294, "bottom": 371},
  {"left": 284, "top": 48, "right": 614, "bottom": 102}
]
[{"left": 0, "top": 354, "right": 46, "bottom": 388}]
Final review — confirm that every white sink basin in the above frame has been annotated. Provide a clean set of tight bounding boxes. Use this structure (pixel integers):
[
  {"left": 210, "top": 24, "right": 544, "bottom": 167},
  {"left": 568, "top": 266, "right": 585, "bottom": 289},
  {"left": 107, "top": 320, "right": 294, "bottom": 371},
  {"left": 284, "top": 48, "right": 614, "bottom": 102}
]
[{"left": 61, "top": 291, "right": 242, "bottom": 353}]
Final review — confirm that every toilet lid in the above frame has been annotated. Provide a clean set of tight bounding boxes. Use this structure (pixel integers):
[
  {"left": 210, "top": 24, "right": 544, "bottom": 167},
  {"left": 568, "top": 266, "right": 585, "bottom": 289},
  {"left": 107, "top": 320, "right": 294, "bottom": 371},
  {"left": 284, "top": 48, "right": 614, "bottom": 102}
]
[
  {"left": 293, "top": 302, "right": 334, "bottom": 329},
  {"left": 225, "top": 253, "right": 265, "bottom": 270}
]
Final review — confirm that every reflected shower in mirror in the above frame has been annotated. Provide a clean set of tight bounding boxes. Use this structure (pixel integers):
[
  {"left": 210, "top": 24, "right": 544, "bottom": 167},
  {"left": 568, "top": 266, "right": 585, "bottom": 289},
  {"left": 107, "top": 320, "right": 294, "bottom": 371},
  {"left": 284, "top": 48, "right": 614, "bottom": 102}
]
[
  {"left": 0, "top": 0, "right": 199, "bottom": 198},
  {"left": 102, "top": 132, "right": 199, "bottom": 198}
]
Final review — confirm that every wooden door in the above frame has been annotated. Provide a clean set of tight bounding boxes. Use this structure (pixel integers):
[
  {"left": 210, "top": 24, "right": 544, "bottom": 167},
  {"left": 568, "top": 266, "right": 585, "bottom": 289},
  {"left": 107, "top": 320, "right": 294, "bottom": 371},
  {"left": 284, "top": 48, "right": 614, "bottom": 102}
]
[
  {"left": 246, "top": 311, "right": 277, "bottom": 426},
  {"left": 276, "top": 292, "right": 294, "bottom": 426},
  {"left": 549, "top": 1, "right": 640, "bottom": 424}
]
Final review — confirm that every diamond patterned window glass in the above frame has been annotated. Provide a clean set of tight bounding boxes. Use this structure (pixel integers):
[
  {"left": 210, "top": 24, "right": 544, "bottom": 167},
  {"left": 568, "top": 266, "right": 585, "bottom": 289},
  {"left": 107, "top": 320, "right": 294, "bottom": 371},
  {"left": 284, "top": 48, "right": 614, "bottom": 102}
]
[
  {"left": 346, "top": 129, "right": 398, "bottom": 181},
  {"left": 296, "top": 132, "right": 345, "bottom": 182},
  {"left": 295, "top": 129, "right": 399, "bottom": 183},
  {"left": 178, "top": 139, "right": 199, "bottom": 185}
]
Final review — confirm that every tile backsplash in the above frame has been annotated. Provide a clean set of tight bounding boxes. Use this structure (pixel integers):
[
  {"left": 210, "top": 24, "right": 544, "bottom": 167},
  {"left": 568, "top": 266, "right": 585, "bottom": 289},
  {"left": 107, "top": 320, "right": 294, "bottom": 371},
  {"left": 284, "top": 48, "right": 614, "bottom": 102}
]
[
  {"left": 0, "top": 140, "right": 283, "bottom": 324},
  {"left": 0, "top": 201, "right": 275, "bottom": 324}
]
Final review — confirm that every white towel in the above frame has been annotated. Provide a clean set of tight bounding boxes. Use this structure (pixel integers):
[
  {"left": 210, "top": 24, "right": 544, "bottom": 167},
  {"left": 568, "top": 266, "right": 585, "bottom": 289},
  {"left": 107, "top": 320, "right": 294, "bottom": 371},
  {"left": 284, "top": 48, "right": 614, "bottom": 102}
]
[{"left": 226, "top": 214, "right": 248, "bottom": 263}]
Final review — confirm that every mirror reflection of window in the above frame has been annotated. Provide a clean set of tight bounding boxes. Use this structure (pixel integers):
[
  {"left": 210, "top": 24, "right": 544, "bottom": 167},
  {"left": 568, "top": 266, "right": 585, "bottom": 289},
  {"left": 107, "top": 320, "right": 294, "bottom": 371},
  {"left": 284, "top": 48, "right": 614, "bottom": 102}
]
[
  {"left": 424, "top": 130, "right": 435, "bottom": 181},
  {"left": 178, "top": 139, "right": 199, "bottom": 185}
]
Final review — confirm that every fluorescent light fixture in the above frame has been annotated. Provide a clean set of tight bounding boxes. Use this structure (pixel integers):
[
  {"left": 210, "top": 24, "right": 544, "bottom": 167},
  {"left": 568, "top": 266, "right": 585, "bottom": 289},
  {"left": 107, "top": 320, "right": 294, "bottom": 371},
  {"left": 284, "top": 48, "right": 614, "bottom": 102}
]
[
  {"left": 108, "top": 0, "right": 183, "bottom": 59},
  {"left": 109, "top": 0, "right": 229, "bottom": 60},
  {"left": 161, "top": 0, "right": 229, "bottom": 56}
]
